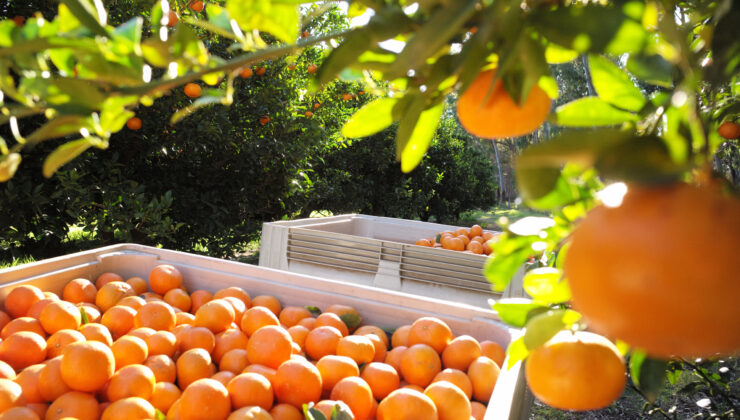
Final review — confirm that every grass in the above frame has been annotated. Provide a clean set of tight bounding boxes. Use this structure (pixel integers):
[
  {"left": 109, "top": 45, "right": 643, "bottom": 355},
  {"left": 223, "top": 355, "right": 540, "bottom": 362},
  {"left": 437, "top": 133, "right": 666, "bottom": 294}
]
[
  {"left": 458, "top": 206, "right": 549, "bottom": 230},
  {"left": 0, "top": 255, "right": 35, "bottom": 269}
]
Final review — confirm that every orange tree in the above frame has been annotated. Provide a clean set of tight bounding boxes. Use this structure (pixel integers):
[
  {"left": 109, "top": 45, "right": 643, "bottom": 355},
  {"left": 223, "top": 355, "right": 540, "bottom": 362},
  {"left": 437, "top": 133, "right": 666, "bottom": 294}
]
[{"left": 0, "top": 0, "right": 739, "bottom": 415}]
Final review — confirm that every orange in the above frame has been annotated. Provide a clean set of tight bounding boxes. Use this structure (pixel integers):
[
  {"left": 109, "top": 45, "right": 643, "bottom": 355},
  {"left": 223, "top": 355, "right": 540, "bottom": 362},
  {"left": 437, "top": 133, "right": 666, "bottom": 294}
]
[
  {"left": 145, "top": 330, "right": 177, "bottom": 357},
  {"left": 0, "top": 311, "right": 10, "bottom": 331},
  {"left": 391, "top": 325, "right": 411, "bottom": 348},
  {"left": 363, "top": 332, "right": 387, "bottom": 362},
  {"left": 116, "top": 296, "right": 145, "bottom": 311},
  {"left": 144, "top": 354, "right": 176, "bottom": 383},
  {"left": 176, "top": 311, "right": 196, "bottom": 326},
  {"left": 164, "top": 288, "right": 192, "bottom": 312},
  {"left": 360, "top": 362, "right": 400, "bottom": 400},
  {"left": 179, "top": 378, "right": 231, "bottom": 420},
  {"left": 251, "top": 295, "right": 281, "bottom": 316},
  {"left": 315, "top": 313, "right": 348, "bottom": 337},
  {"left": 400, "top": 344, "right": 441, "bottom": 388},
  {"left": 479, "top": 341, "right": 506, "bottom": 367},
  {"left": 96, "top": 272, "right": 124, "bottom": 289},
  {"left": 1, "top": 317, "right": 46, "bottom": 339},
  {"left": 62, "top": 279, "right": 97, "bottom": 304},
  {"left": 336, "top": 335, "right": 375, "bottom": 365},
  {"left": 342, "top": 93, "right": 353, "bottom": 101},
  {"left": 190, "top": 0, "right": 204, "bottom": 12},
  {"left": 525, "top": 331, "right": 626, "bottom": 411},
  {"left": 274, "top": 359, "right": 322, "bottom": 408},
  {"left": 240, "top": 306, "right": 280, "bottom": 337},
  {"left": 441, "top": 335, "right": 481, "bottom": 371},
  {"left": 301, "top": 31, "right": 310, "bottom": 38},
  {"left": 13, "top": 364, "right": 43, "bottom": 404},
  {"left": 259, "top": 116, "right": 270, "bottom": 125},
  {"left": 307, "top": 64, "right": 318, "bottom": 74},
  {"left": 177, "top": 326, "right": 216, "bottom": 353},
  {"left": 330, "top": 377, "right": 374, "bottom": 420},
  {"left": 167, "top": 10, "right": 178, "bottom": 27},
  {"left": 79, "top": 323, "right": 113, "bottom": 346},
  {"left": 242, "top": 364, "right": 277, "bottom": 388},
  {"left": 149, "top": 265, "right": 183, "bottom": 295},
  {"left": 194, "top": 299, "right": 235, "bottom": 334},
  {"left": 213, "top": 287, "right": 251, "bottom": 308},
  {"left": 469, "top": 224, "right": 483, "bottom": 238},
  {"left": 211, "top": 370, "right": 235, "bottom": 386},
  {"left": 564, "top": 182, "right": 740, "bottom": 358},
  {"left": 213, "top": 328, "right": 249, "bottom": 363},
  {"left": 24, "top": 403, "right": 47, "bottom": 419},
  {"left": 0, "top": 361, "right": 14, "bottom": 380},
  {"left": 256, "top": 67, "right": 267, "bottom": 76},
  {"left": 101, "top": 305, "right": 136, "bottom": 339},
  {"left": 106, "top": 364, "right": 156, "bottom": 401},
  {"left": 227, "top": 406, "right": 272, "bottom": 420},
  {"left": 467, "top": 356, "right": 500, "bottom": 403},
  {"left": 442, "top": 237, "right": 464, "bottom": 251},
  {"left": 456, "top": 68, "right": 551, "bottom": 139},
  {"left": 297, "top": 317, "right": 317, "bottom": 330},
  {"left": 227, "top": 372, "right": 273, "bottom": 410},
  {"left": 184, "top": 83, "right": 202, "bottom": 98},
  {"left": 0, "top": 407, "right": 39, "bottom": 420},
  {"left": 240, "top": 67, "right": 253, "bottom": 78},
  {"left": 431, "top": 369, "right": 473, "bottom": 400},
  {"left": 190, "top": 290, "right": 213, "bottom": 314},
  {"left": 313, "top": 400, "right": 353, "bottom": 419},
  {"left": 176, "top": 348, "right": 215, "bottom": 389},
  {"left": 315, "top": 355, "right": 359, "bottom": 394},
  {"left": 305, "top": 111, "right": 313, "bottom": 117},
  {"left": 424, "top": 381, "right": 471, "bottom": 420},
  {"left": 384, "top": 346, "right": 407, "bottom": 373},
  {"left": 4, "top": 285, "right": 45, "bottom": 319},
  {"left": 46, "top": 329, "right": 85, "bottom": 359},
  {"left": 95, "top": 282, "right": 134, "bottom": 312},
  {"left": 134, "top": 301, "right": 176, "bottom": 331},
  {"left": 219, "top": 349, "right": 248, "bottom": 374},
  {"left": 111, "top": 335, "right": 149, "bottom": 368},
  {"left": 246, "top": 325, "right": 292, "bottom": 369},
  {"left": 407, "top": 317, "right": 453, "bottom": 354},
  {"left": 0, "top": 332, "right": 46, "bottom": 370},
  {"left": 466, "top": 241, "right": 483, "bottom": 254},
  {"left": 150, "top": 381, "right": 180, "bottom": 413},
  {"left": 60, "top": 341, "right": 115, "bottom": 392},
  {"left": 287, "top": 325, "right": 310, "bottom": 350},
  {"left": 45, "top": 391, "right": 99, "bottom": 420},
  {"left": 415, "top": 238, "right": 433, "bottom": 247},
  {"left": 166, "top": 398, "right": 181, "bottom": 419},
  {"left": 353, "top": 325, "right": 388, "bottom": 347},
  {"left": 305, "top": 326, "right": 343, "bottom": 361},
  {"left": 100, "top": 397, "right": 155, "bottom": 420},
  {"left": 142, "top": 292, "right": 163, "bottom": 302},
  {"left": 269, "top": 403, "right": 303, "bottom": 420},
  {"left": 278, "top": 306, "right": 312, "bottom": 328},
  {"left": 124, "top": 117, "right": 142, "bottom": 131},
  {"left": 221, "top": 297, "right": 246, "bottom": 322},
  {"left": 376, "top": 388, "right": 438, "bottom": 420},
  {"left": 125, "top": 277, "right": 148, "bottom": 295},
  {"left": 77, "top": 303, "right": 101, "bottom": 323},
  {"left": 471, "top": 401, "right": 486, "bottom": 420},
  {"left": 718, "top": 120, "right": 740, "bottom": 139}
]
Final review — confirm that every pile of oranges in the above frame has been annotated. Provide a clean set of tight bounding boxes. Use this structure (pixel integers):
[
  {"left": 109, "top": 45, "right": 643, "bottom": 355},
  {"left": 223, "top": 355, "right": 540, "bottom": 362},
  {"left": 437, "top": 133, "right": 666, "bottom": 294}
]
[
  {"left": 414, "top": 224, "right": 497, "bottom": 255},
  {"left": 0, "top": 264, "right": 505, "bottom": 419}
]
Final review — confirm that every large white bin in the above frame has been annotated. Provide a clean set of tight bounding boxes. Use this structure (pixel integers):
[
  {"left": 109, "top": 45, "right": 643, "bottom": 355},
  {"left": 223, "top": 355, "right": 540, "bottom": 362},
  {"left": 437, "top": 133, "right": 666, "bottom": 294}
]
[
  {"left": 259, "top": 214, "right": 525, "bottom": 308},
  {"left": 0, "top": 243, "right": 532, "bottom": 419}
]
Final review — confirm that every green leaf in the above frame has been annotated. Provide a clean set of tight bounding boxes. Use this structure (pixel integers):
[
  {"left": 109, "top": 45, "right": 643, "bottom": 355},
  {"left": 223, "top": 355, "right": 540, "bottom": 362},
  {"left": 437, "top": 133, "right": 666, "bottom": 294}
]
[
  {"left": 155, "top": 409, "right": 166, "bottom": 420},
  {"left": 630, "top": 351, "right": 668, "bottom": 403},
  {"left": 394, "top": 94, "right": 426, "bottom": 162},
  {"left": 19, "top": 77, "right": 105, "bottom": 115},
  {"left": 594, "top": 135, "right": 685, "bottom": 183},
  {"left": 56, "top": 3, "right": 82, "bottom": 33},
  {"left": 588, "top": 55, "right": 646, "bottom": 112},
  {"left": 545, "top": 44, "right": 578, "bottom": 64},
  {"left": 58, "top": 0, "right": 109, "bottom": 38},
  {"left": 400, "top": 102, "right": 444, "bottom": 173},
  {"left": 305, "top": 306, "right": 321, "bottom": 316},
  {"left": 554, "top": 97, "right": 638, "bottom": 127},
  {"left": 491, "top": 298, "right": 548, "bottom": 328},
  {"left": 626, "top": 54, "right": 674, "bottom": 88},
  {"left": 515, "top": 167, "right": 561, "bottom": 202},
  {"left": 42, "top": 137, "right": 106, "bottom": 178},
  {"left": 523, "top": 267, "right": 571, "bottom": 304},
  {"left": 484, "top": 246, "right": 531, "bottom": 292},
  {"left": 506, "top": 336, "right": 529, "bottom": 369},
  {"left": 303, "top": 404, "right": 328, "bottom": 420},
  {"left": 227, "top": 0, "right": 299, "bottom": 44},
  {"left": 26, "top": 116, "right": 91, "bottom": 145},
  {"left": 330, "top": 402, "right": 354, "bottom": 420},
  {"left": 339, "top": 313, "right": 363, "bottom": 331},
  {"left": 522, "top": 309, "right": 578, "bottom": 350},
  {"left": 605, "top": 19, "right": 647, "bottom": 55},
  {"left": 342, "top": 98, "right": 397, "bottom": 139}
]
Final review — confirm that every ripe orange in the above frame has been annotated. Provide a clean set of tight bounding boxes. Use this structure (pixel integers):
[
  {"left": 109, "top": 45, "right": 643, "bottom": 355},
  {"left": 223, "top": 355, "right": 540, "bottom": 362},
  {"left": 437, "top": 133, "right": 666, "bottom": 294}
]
[
  {"left": 190, "top": 0, "right": 204, "bottom": 12},
  {"left": 62, "top": 279, "right": 97, "bottom": 304},
  {"left": 79, "top": 323, "right": 113, "bottom": 346},
  {"left": 148, "top": 265, "right": 183, "bottom": 295},
  {"left": 176, "top": 348, "right": 215, "bottom": 389},
  {"left": 242, "top": 364, "right": 277, "bottom": 389},
  {"left": 471, "top": 401, "right": 486, "bottom": 420},
  {"left": 259, "top": 116, "right": 270, "bottom": 125},
  {"left": 564, "top": 182, "right": 740, "bottom": 358},
  {"left": 95, "top": 281, "right": 134, "bottom": 312},
  {"left": 211, "top": 370, "right": 235, "bottom": 387},
  {"left": 227, "top": 372, "right": 273, "bottom": 410},
  {"left": 391, "top": 325, "right": 411, "bottom": 348},
  {"left": 305, "top": 326, "right": 343, "bottom": 361},
  {"left": 144, "top": 354, "right": 177, "bottom": 383},
  {"left": 442, "top": 236, "right": 464, "bottom": 251},
  {"left": 194, "top": 299, "right": 235, "bottom": 334},
  {"left": 256, "top": 67, "right": 267, "bottom": 76},
  {"left": 0, "top": 332, "right": 47, "bottom": 370},
  {"left": 376, "top": 388, "right": 438, "bottom": 420},
  {"left": 96, "top": 272, "right": 124, "bottom": 289},
  {"left": 384, "top": 346, "right": 407, "bottom": 373},
  {"left": 77, "top": 303, "right": 101, "bottom": 324},
  {"left": 227, "top": 406, "right": 273, "bottom": 419},
  {"left": 4, "top": 285, "right": 45, "bottom": 319},
  {"left": 363, "top": 332, "right": 387, "bottom": 362},
  {"left": 457, "top": 69, "right": 551, "bottom": 139},
  {"left": 167, "top": 10, "right": 178, "bottom": 27},
  {"left": 46, "top": 329, "right": 85, "bottom": 359},
  {"left": 134, "top": 301, "right": 176, "bottom": 332},
  {"left": 467, "top": 356, "right": 500, "bottom": 403},
  {"left": 0, "top": 311, "right": 10, "bottom": 332},
  {"left": 0, "top": 361, "right": 14, "bottom": 380},
  {"left": 316, "top": 355, "right": 359, "bottom": 394},
  {"left": 274, "top": 358, "right": 322, "bottom": 407},
  {"left": 251, "top": 295, "right": 281, "bottom": 316},
  {"left": 190, "top": 289, "right": 213, "bottom": 314},
  {"left": 432, "top": 369, "right": 473, "bottom": 400},
  {"left": 718, "top": 120, "right": 740, "bottom": 139},
  {"left": 39, "top": 301, "right": 81, "bottom": 335},
  {"left": 479, "top": 340, "right": 506, "bottom": 367},
  {"left": 301, "top": 31, "right": 310, "bottom": 38},
  {"left": 400, "top": 344, "right": 442, "bottom": 388},
  {"left": 176, "top": 311, "right": 196, "bottom": 326},
  {"left": 45, "top": 391, "right": 98, "bottom": 420},
  {"left": 184, "top": 83, "right": 202, "bottom": 98},
  {"left": 466, "top": 241, "right": 483, "bottom": 254},
  {"left": 178, "top": 326, "right": 216, "bottom": 353},
  {"left": 407, "top": 317, "right": 453, "bottom": 353},
  {"left": 13, "top": 364, "right": 43, "bottom": 404},
  {"left": 101, "top": 397, "right": 156, "bottom": 420},
  {"left": 342, "top": 93, "right": 352, "bottom": 101},
  {"left": 424, "top": 381, "right": 471, "bottom": 420},
  {"left": 111, "top": 335, "right": 149, "bottom": 368},
  {"left": 145, "top": 331, "right": 177, "bottom": 357},
  {"left": 60, "top": 341, "right": 114, "bottom": 392},
  {"left": 336, "top": 335, "right": 375, "bottom": 365},
  {"left": 330, "top": 377, "right": 374, "bottom": 420},
  {"left": 525, "top": 331, "right": 626, "bottom": 411},
  {"left": 241, "top": 306, "right": 280, "bottom": 336},
  {"left": 360, "top": 362, "right": 400, "bottom": 400},
  {"left": 213, "top": 328, "right": 248, "bottom": 363},
  {"left": 1, "top": 317, "right": 45, "bottom": 339},
  {"left": 314, "top": 312, "right": 348, "bottom": 337},
  {"left": 307, "top": 64, "right": 318, "bottom": 74},
  {"left": 219, "top": 348, "right": 248, "bottom": 374},
  {"left": 269, "top": 403, "right": 303, "bottom": 420},
  {"left": 305, "top": 111, "right": 313, "bottom": 118},
  {"left": 441, "top": 335, "right": 481, "bottom": 371},
  {"left": 125, "top": 117, "right": 142, "bottom": 131},
  {"left": 106, "top": 364, "right": 156, "bottom": 401},
  {"left": 39, "top": 357, "right": 74, "bottom": 402},
  {"left": 240, "top": 67, "right": 253, "bottom": 78},
  {"left": 149, "top": 381, "right": 181, "bottom": 413},
  {"left": 246, "top": 325, "right": 293, "bottom": 369},
  {"left": 0, "top": 406, "right": 39, "bottom": 420},
  {"left": 415, "top": 238, "right": 433, "bottom": 247},
  {"left": 100, "top": 305, "right": 136, "bottom": 339},
  {"left": 164, "top": 288, "right": 192, "bottom": 312},
  {"left": 469, "top": 224, "right": 483, "bottom": 238},
  {"left": 213, "top": 287, "right": 251, "bottom": 307},
  {"left": 179, "top": 378, "right": 231, "bottom": 420}
]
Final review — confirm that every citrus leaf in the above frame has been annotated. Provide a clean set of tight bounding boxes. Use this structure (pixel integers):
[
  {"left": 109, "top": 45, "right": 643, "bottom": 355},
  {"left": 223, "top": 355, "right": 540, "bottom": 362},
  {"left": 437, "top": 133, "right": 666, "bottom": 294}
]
[
  {"left": 626, "top": 54, "right": 674, "bottom": 88},
  {"left": 305, "top": 306, "right": 321, "bottom": 316},
  {"left": 42, "top": 137, "right": 106, "bottom": 178},
  {"left": 594, "top": 135, "right": 685, "bottom": 183},
  {"left": 516, "top": 167, "right": 562, "bottom": 202},
  {"left": 303, "top": 404, "right": 328, "bottom": 420},
  {"left": 522, "top": 309, "right": 570, "bottom": 350},
  {"left": 227, "top": 0, "right": 299, "bottom": 45},
  {"left": 545, "top": 44, "right": 578, "bottom": 64},
  {"left": 553, "top": 97, "right": 638, "bottom": 127},
  {"left": 26, "top": 116, "right": 91, "bottom": 145},
  {"left": 330, "top": 402, "right": 354, "bottom": 420},
  {"left": 491, "top": 298, "right": 548, "bottom": 328},
  {"left": 339, "top": 313, "right": 362, "bottom": 331},
  {"left": 506, "top": 336, "right": 528, "bottom": 369},
  {"left": 342, "top": 98, "right": 397, "bottom": 139},
  {"left": 629, "top": 350, "right": 668, "bottom": 403},
  {"left": 484, "top": 247, "right": 531, "bottom": 292},
  {"left": 58, "top": 0, "right": 109, "bottom": 38},
  {"left": 400, "top": 101, "right": 444, "bottom": 173},
  {"left": 588, "top": 55, "right": 646, "bottom": 112},
  {"left": 523, "top": 267, "right": 571, "bottom": 304}
]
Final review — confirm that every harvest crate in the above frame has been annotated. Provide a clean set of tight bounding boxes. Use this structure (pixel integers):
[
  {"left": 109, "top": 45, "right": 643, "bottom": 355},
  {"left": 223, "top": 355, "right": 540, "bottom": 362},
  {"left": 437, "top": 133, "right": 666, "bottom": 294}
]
[
  {"left": 260, "top": 214, "right": 526, "bottom": 308},
  {"left": 0, "top": 243, "right": 532, "bottom": 420}
]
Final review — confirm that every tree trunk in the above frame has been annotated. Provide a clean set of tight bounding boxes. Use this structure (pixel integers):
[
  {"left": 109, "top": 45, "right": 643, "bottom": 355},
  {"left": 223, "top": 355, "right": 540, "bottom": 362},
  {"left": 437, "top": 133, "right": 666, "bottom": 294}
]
[
  {"left": 581, "top": 55, "right": 596, "bottom": 96},
  {"left": 492, "top": 140, "right": 506, "bottom": 206}
]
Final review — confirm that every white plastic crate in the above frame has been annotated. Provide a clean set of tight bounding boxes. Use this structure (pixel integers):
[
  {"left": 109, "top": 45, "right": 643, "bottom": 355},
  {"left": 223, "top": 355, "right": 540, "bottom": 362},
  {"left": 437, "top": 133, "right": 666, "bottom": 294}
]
[
  {"left": 259, "top": 214, "right": 525, "bottom": 308},
  {"left": 0, "top": 243, "right": 532, "bottom": 420}
]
